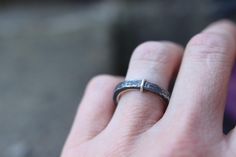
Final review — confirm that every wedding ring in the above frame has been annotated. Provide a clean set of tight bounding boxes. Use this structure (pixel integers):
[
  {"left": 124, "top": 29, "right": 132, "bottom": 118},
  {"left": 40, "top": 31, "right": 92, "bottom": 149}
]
[{"left": 113, "top": 79, "right": 170, "bottom": 105}]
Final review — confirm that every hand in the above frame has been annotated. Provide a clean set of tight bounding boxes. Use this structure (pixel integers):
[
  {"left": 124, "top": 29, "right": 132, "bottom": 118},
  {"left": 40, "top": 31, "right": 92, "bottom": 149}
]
[{"left": 61, "top": 20, "right": 236, "bottom": 157}]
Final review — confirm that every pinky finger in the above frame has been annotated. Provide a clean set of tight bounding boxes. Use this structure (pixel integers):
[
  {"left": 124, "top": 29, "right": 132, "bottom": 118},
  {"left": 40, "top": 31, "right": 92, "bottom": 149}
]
[{"left": 62, "top": 75, "right": 124, "bottom": 149}]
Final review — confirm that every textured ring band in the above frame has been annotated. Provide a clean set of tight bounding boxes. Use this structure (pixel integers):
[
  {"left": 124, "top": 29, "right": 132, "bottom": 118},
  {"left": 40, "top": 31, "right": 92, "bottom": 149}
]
[{"left": 113, "top": 80, "right": 170, "bottom": 105}]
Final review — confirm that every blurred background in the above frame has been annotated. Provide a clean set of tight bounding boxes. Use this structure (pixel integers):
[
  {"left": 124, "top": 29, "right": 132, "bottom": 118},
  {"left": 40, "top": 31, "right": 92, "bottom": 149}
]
[{"left": 0, "top": 0, "right": 235, "bottom": 157}]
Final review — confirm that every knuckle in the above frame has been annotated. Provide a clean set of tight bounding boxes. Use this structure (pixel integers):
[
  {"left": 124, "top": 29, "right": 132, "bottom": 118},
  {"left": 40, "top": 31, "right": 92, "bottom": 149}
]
[
  {"left": 164, "top": 138, "right": 205, "bottom": 157},
  {"left": 86, "top": 75, "right": 123, "bottom": 95},
  {"left": 187, "top": 33, "right": 233, "bottom": 59},
  {"left": 132, "top": 41, "right": 182, "bottom": 64},
  {"left": 87, "top": 75, "right": 114, "bottom": 91},
  {"left": 89, "top": 74, "right": 112, "bottom": 83}
]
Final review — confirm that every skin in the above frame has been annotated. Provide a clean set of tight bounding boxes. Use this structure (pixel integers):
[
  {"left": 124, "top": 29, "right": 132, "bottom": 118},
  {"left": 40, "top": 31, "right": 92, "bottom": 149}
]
[{"left": 61, "top": 20, "right": 236, "bottom": 157}]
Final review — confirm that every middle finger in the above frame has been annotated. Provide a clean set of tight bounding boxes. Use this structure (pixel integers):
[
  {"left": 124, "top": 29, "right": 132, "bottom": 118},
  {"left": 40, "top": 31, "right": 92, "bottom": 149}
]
[{"left": 163, "top": 20, "right": 236, "bottom": 138}]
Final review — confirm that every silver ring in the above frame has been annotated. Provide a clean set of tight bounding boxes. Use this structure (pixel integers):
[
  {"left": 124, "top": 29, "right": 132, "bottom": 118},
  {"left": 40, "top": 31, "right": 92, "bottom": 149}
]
[{"left": 113, "top": 79, "right": 170, "bottom": 105}]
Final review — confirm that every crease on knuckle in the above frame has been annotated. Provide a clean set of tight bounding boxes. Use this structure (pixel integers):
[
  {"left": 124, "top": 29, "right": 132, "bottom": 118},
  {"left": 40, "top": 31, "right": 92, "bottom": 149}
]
[{"left": 187, "top": 33, "right": 233, "bottom": 65}]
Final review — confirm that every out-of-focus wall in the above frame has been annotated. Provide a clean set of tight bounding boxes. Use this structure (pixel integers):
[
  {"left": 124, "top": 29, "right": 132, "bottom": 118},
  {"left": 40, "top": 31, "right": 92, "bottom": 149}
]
[
  {"left": 0, "top": 3, "right": 120, "bottom": 157},
  {"left": 0, "top": 0, "right": 103, "bottom": 5}
]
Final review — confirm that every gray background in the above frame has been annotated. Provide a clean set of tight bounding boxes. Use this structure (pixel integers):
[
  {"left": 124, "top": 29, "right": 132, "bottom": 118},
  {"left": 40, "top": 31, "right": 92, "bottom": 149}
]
[{"left": 0, "top": 3, "right": 118, "bottom": 157}]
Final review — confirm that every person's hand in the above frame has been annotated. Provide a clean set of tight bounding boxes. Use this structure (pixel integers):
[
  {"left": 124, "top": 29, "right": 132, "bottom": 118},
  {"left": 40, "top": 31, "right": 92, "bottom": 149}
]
[{"left": 61, "top": 20, "right": 236, "bottom": 157}]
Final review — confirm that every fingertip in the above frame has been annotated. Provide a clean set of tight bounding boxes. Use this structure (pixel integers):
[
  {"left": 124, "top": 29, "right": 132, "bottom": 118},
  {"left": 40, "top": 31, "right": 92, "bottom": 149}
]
[{"left": 203, "top": 19, "right": 236, "bottom": 37}]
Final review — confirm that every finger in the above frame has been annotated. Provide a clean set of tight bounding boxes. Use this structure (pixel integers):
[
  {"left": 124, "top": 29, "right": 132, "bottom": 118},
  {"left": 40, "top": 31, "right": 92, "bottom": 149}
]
[
  {"left": 63, "top": 75, "right": 124, "bottom": 149},
  {"left": 107, "top": 41, "right": 183, "bottom": 135},
  {"left": 164, "top": 20, "right": 236, "bottom": 137}
]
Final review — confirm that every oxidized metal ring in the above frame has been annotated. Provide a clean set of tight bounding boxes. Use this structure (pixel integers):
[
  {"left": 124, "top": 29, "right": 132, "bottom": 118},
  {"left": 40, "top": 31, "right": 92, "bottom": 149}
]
[{"left": 113, "top": 79, "right": 170, "bottom": 105}]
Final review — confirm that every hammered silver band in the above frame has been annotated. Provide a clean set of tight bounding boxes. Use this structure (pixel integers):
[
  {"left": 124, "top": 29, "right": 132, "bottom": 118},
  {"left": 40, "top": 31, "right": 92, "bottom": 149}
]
[{"left": 113, "top": 79, "right": 170, "bottom": 105}]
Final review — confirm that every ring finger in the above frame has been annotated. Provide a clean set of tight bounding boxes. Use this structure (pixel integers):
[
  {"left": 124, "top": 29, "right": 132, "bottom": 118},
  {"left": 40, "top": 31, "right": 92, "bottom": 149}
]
[{"left": 106, "top": 41, "right": 183, "bottom": 135}]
